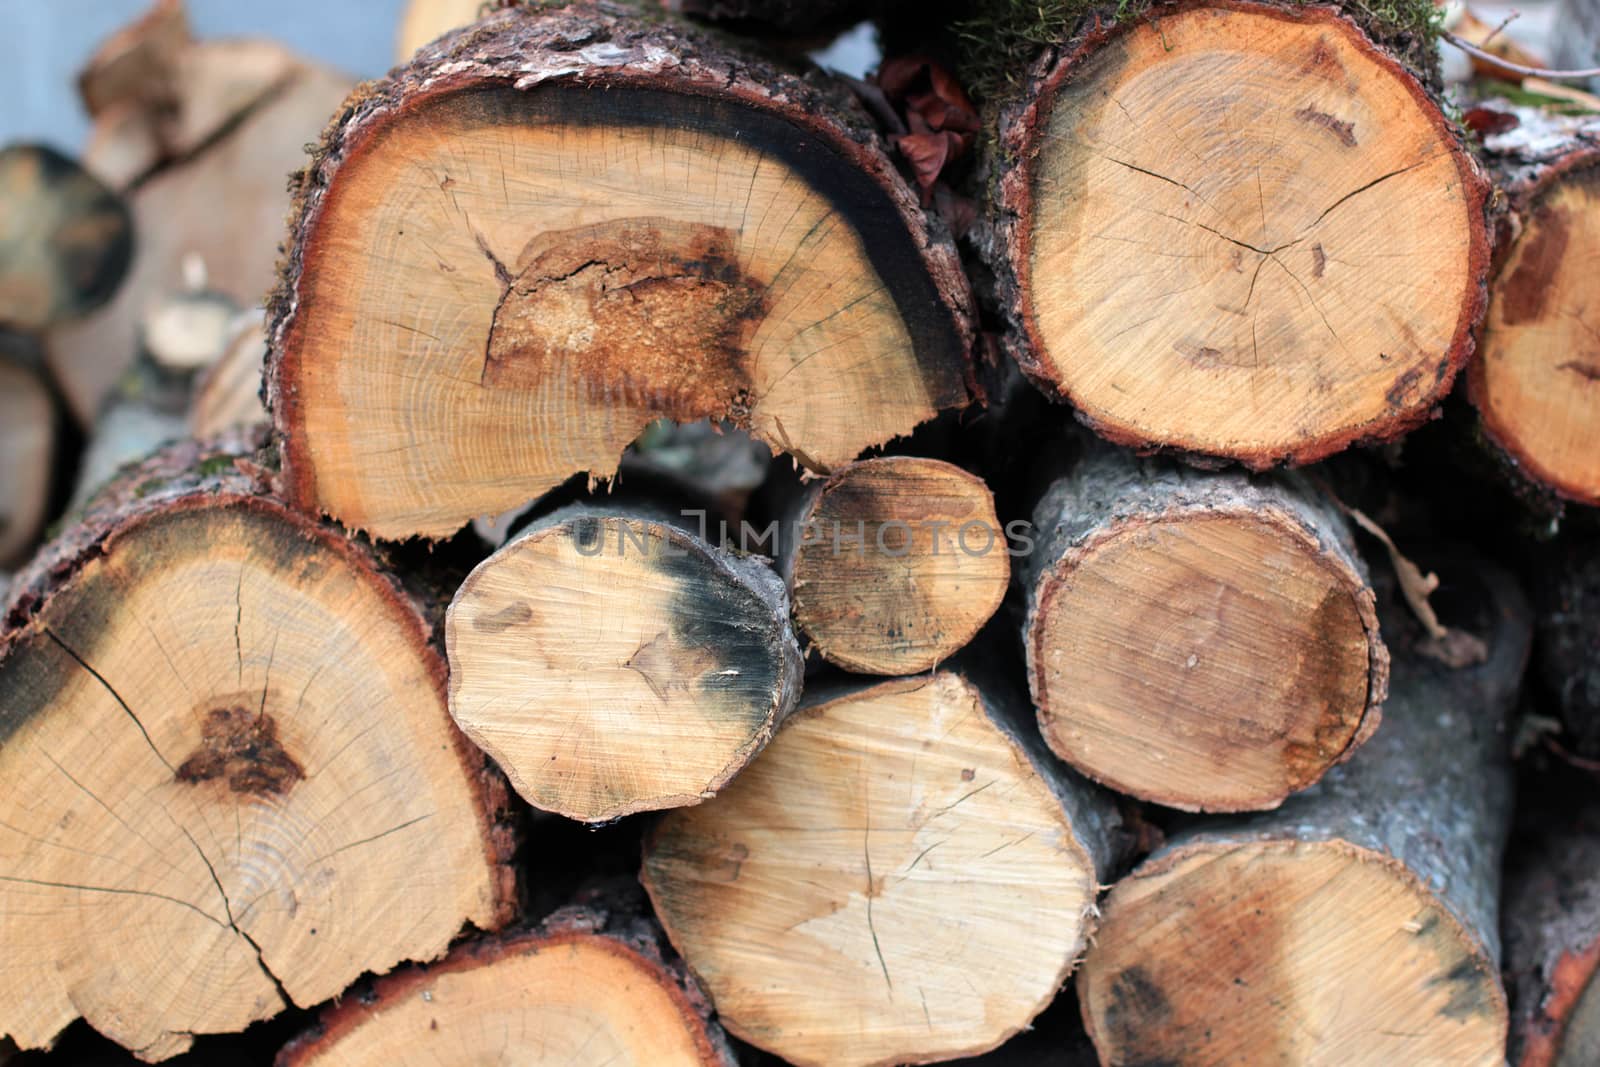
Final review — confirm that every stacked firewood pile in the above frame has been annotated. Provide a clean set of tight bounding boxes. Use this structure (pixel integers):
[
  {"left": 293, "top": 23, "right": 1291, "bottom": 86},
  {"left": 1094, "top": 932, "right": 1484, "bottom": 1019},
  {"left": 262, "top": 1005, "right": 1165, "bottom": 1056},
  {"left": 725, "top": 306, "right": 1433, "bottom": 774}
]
[{"left": 1, "top": 0, "right": 1598, "bottom": 1064}]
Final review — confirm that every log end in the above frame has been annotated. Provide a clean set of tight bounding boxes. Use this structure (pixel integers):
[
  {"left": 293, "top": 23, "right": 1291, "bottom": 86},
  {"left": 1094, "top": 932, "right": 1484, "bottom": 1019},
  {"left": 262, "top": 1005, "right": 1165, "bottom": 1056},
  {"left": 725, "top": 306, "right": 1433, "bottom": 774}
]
[
  {"left": 446, "top": 513, "right": 802, "bottom": 824},
  {"left": 267, "top": 5, "right": 972, "bottom": 540},
  {"left": 1004, "top": 0, "right": 1488, "bottom": 466},
  {"left": 1027, "top": 505, "right": 1385, "bottom": 812},
  {"left": 1470, "top": 149, "right": 1600, "bottom": 507},
  {"left": 0, "top": 442, "right": 514, "bottom": 1059},
  {"left": 791, "top": 457, "right": 1010, "bottom": 676},
  {"left": 642, "top": 672, "right": 1103, "bottom": 1067},
  {"left": 276, "top": 918, "right": 732, "bottom": 1066},
  {"left": 1079, "top": 839, "right": 1507, "bottom": 1066}
]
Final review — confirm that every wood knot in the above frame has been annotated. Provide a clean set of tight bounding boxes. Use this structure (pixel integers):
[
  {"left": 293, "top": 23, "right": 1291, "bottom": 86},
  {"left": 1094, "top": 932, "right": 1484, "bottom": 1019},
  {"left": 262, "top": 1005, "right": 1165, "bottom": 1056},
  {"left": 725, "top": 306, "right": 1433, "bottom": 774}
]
[{"left": 176, "top": 706, "right": 304, "bottom": 797}]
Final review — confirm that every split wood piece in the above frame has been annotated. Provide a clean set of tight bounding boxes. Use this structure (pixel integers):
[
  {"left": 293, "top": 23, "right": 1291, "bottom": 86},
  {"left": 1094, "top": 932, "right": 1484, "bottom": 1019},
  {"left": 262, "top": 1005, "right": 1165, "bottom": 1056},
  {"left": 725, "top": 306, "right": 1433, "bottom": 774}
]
[
  {"left": 76, "top": 0, "right": 190, "bottom": 120},
  {"left": 1077, "top": 563, "right": 1531, "bottom": 1066},
  {"left": 0, "top": 144, "right": 133, "bottom": 332},
  {"left": 1022, "top": 449, "right": 1387, "bottom": 811},
  {"left": 446, "top": 504, "right": 803, "bottom": 824},
  {"left": 191, "top": 310, "right": 269, "bottom": 438},
  {"left": 51, "top": 62, "right": 353, "bottom": 425},
  {"left": 988, "top": 0, "right": 1489, "bottom": 466},
  {"left": 642, "top": 671, "right": 1121, "bottom": 1067},
  {"left": 778, "top": 455, "right": 1009, "bottom": 675},
  {"left": 267, "top": 3, "right": 973, "bottom": 540},
  {"left": 1472, "top": 112, "right": 1600, "bottom": 505},
  {"left": 1505, "top": 801, "right": 1600, "bottom": 1066},
  {"left": 0, "top": 334, "right": 60, "bottom": 569},
  {"left": 395, "top": 0, "right": 490, "bottom": 60},
  {"left": 278, "top": 906, "right": 734, "bottom": 1066},
  {"left": 0, "top": 435, "right": 516, "bottom": 1061}
]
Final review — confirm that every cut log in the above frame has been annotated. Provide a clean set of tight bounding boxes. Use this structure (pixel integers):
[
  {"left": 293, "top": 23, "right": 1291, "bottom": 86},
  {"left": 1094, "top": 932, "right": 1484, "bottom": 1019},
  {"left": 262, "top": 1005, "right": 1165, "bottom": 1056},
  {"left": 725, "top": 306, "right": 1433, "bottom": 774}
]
[
  {"left": 278, "top": 903, "right": 734, "bottom": 1066},
  {"left": 0, "top": 434, "right": 516, "bottom": 1061},
  {"left": 642, "top": 670, "right": 1121, "bottom": 1066},
  {"left": 986, "top": 0, "right": 1489, "bottom": 466},
  {"left": 395, "top": 0, "right": 489, "bottom": 60},
  {"left": 777, "top": 455, "right": 1009, "bottom": 675},
  {"left": 1022, "top": 448, "right": 1387, "bottom": 811},
  {"left": 1471, "top": 112, "right": 1600, "bottom": 506},
  {"left": 0, "top": 145, "right": 133, "bottom": 332},
  {"left": 50, "top": 61, "right": 352, "bottom": 425},
  {"left": 266, "top": 3, "right": 973, "bottom": 540},
  {"left": 191, "top": 309, "right": 269, "bottom": 439},
  {"left": 446, "top": 503, "right": 802, "bottom": 824},
  {"left": 0, "top": 334, "right": 60, "bottom": 570},
  {"left": 1077, "top": 562, "right": 1531, "bottom": 1066},
  {"left": 1505, "top": 800, "right": 1600, "bottom": 1066}
]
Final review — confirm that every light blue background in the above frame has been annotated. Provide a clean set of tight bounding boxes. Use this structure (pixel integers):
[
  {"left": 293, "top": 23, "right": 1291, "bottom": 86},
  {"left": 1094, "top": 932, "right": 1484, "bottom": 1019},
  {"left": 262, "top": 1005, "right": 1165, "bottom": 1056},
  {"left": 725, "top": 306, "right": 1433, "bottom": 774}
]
[{"left": 0, "top": 1, "right": 409, "bottom": 151}]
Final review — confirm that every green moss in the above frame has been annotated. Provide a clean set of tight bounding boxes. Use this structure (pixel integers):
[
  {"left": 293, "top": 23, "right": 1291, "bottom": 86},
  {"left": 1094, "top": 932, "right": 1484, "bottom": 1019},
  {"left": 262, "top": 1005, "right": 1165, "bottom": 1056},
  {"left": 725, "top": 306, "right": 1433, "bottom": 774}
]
[
  {"left": 196, "top": 454, "right": 237, "bottom": 478},
  {"left": 953, "top": 0, "right": 1444, "bottom": 106}
]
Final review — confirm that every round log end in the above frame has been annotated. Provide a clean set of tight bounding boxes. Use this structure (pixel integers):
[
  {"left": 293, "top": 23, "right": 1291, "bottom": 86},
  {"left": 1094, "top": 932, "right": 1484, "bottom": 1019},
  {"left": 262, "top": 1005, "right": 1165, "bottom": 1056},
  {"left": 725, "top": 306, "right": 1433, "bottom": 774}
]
[
  {"left": 642, "top": 672, "right": 1102, "bottom": 1067},
  {"left": 1471, "top": 149, "right": 1600, "bottom": 507},
  {"left": 446, "top": 513, "right": 802, "bottom": 824},
  {"left": 791, "top": 457, "right": 1009, "bottom": 675},
  {"left": 1080, "top": 839, "right": 1507, "bottom": 1066},
  {"left": 1028, "top": 505, "right": 1384, "bottom": 812},
  {"left": 277, "top": 924, "right": 731, "bottom": 1066},
  {"left": 1004, "top": 1, "right": 1488, "bottom": 465},
  {"left": 0, "top": 453, "right": 512, "bottom": 1059}
]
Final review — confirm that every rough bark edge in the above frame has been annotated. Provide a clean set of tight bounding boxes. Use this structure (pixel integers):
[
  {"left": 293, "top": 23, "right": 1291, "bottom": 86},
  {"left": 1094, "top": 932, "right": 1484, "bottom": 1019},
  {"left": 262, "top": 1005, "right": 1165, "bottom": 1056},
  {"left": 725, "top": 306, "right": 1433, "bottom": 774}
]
[
  {"left": 780, "top": 456, "right": 1011, "bottom": 675},
  {"left": 641, "top": 669, "right": 1123, "bottom": 1067},
  {"left": 447, "top": 503, "right": 804, "bottom": 823},
  {"left": 0, "top": 430, "right": 520, "bottom": 935},
  {"left": 264, "top": 1, "right": 975, "bottom": 532},
  {"left": 984, "top": 0, "right": 1491, "bottom": 469},
  {"left": 1469, "top": 112, "right": 1600, "bottom": 509},
  {"left": 274, "top": 904, "right": 737, "bottom": 1066},
  {"left": 1021, "top": 454, "right": 1389, "bottom": 811},
  {"left": 1504, "top": 808, "right": 1600, "bottom": 1065},
  {"left": 1079, "top": 836, "right": 1509, "bottom": 1058}
]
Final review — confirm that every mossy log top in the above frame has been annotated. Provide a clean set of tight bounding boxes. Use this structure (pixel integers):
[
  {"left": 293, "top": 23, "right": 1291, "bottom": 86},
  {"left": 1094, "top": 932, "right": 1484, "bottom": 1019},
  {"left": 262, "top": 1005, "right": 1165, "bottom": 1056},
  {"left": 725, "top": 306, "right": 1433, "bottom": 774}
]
[{"left": 979, "top": 0, "right": 1488, "bottom": 468}]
